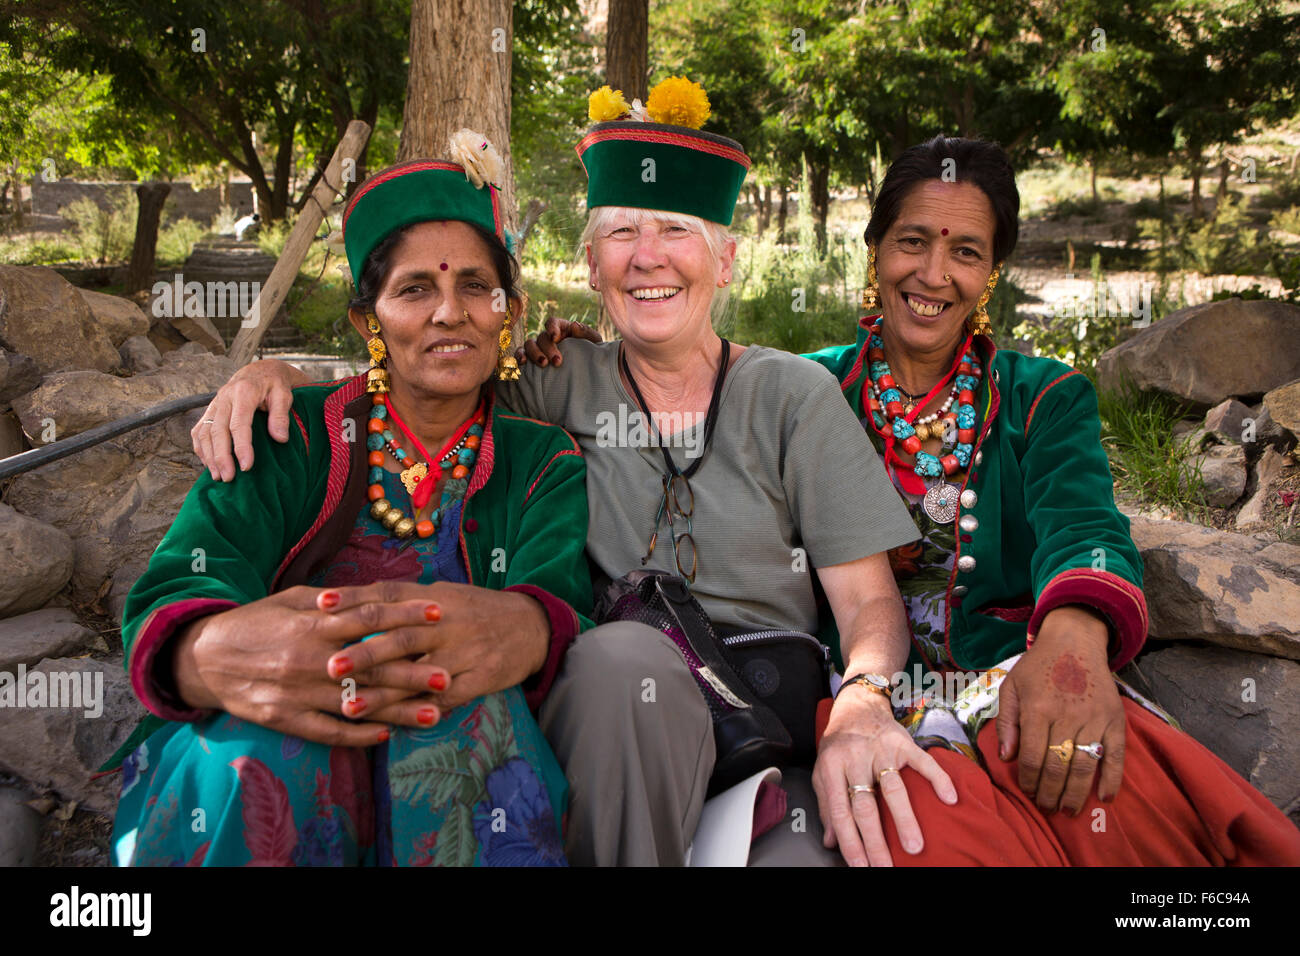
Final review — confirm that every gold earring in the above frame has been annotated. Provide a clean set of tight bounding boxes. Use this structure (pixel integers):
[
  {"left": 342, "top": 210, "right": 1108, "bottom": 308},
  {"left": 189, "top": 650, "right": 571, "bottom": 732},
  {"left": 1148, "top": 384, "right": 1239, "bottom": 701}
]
[
  {"left": 969, "top": 266, "right": 1000, "bottom": 338},
  {"left": 497, "top": 320, "right": 520, "bottom": 381},
  {"left": 861, "top": 248, "right": 880, "bottom": 313},
  {"left": 365, "top": 312, "right": 389, "bottom": 393}
]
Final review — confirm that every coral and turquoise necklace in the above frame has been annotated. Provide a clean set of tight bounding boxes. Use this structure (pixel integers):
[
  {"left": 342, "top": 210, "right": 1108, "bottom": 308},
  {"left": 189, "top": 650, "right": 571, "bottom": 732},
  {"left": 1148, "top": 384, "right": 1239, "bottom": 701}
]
[{"left": 865, "top": 318, "right": 982, "bottom": 523}]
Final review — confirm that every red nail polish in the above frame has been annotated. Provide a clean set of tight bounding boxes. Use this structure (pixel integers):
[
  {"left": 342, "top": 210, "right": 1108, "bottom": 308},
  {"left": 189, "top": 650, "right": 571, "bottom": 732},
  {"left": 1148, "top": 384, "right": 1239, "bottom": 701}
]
[
  {"left": 332, "top": 656, "right": 353, "bottom": 678},
  {"left": 417, "top": 707, "right": 438, "bottom": 726},
  {"left": 320, "top": 591, "right": 340, "bottom": 609},
  {"left": 428, "top": 672, "right": 448, "bottom": 692},
  {"left": 346, "top": 697, "right": 366, "bottom": 715},
  {"left": 377, "top": 729, "right": 389, "bottom": 744},
  {"left": 424, "top": 604, "right": 441, "bottom": 622}
]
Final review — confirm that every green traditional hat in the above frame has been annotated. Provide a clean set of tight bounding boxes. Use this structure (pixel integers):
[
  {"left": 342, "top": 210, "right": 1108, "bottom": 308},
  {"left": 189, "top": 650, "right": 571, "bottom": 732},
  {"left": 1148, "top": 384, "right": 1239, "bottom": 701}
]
[
  {"left": 576, "top": 79, "right": 751, "bottom": 226},
  {"left": 341, "top": 141, "right": 508, "bottom": 286}
]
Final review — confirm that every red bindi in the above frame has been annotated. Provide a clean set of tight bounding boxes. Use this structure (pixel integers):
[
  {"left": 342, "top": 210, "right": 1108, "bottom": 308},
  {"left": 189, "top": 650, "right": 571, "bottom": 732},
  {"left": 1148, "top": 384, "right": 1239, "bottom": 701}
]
[
  {"left": 941, "top": 228, "right": 949, "bottom": 236},
  {"left": 439, "top": 262, "right": 448, "bottom": 271}
]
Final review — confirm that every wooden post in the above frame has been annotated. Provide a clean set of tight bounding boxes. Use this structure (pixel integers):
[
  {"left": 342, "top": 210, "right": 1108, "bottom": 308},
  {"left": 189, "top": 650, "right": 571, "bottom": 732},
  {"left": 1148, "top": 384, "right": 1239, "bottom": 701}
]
[{"left": 228, "top": 120, "right": 371, "bottom": 366}]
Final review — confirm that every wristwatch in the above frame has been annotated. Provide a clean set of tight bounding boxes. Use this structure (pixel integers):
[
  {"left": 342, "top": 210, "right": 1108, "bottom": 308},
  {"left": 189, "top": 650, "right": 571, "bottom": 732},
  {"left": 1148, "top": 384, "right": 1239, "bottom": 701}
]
[{"left": 840, "top": 672, "right": 894, "bottom": 701}]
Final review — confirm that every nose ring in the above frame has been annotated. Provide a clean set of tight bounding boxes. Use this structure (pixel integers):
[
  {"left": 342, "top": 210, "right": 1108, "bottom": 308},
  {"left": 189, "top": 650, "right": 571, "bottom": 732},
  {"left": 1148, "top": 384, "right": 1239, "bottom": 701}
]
[
  {"left": 463, "top": 310, "right": 471, "bottom": 321},
  {"left": 943, "top": 274, "right": 951, "bottom": 283}
]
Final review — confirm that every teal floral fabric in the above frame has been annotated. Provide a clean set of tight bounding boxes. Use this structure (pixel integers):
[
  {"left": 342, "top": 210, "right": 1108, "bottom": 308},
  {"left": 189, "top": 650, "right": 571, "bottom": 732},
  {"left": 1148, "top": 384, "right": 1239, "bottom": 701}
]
[{"left": 113, "top": 467, "right": 568, "bottom": 867}]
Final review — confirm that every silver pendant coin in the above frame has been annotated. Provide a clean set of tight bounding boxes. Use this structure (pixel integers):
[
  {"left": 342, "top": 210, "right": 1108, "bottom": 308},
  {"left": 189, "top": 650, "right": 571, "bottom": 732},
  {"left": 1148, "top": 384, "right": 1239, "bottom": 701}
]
[{"left": 924, "top": 482, "right": 960, "bottom": 523}]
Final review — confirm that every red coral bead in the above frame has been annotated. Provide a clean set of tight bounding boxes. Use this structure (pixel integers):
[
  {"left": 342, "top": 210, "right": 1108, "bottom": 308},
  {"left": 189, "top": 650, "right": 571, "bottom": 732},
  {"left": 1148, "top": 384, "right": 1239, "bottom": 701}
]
[
  {"left": 902, "top": 435, "right": 922, "bottom": 455},
  {"left": 868, "top": 349, "right": 885, "bottom": 362},
  {"left": 368, "top": 450, "right": 385, "bottom": 467},
  {"left": 367, "top": 417, "right": 385, "bottom": 434},
  {"left": 372, "top": 394, "right": 385, "bottom": 406},
  {"left": 958, "top": 428, "right": 976, "bottom": 443},
  {"left": 465, "top": 434, "right": 481, "bottom": 450},
  {"left": 958, "top": 363, "right": 972, "bottom": 374},
  {"left": 885, "top": 401, "right": 904, "bottom": 417},
  {"left": 877, "top": 374, "right": 895, "bottom": 390},
  {"left": 452, "top": 464, "right": 469, "bottom": 479},
  {"left": 415, "top": 519, "right": 435, "bottom": 538},
  {"left": 367, "top": 484, "right": 386, "bottom": 501},
  {"left": 940, "top": 455, "right": 959, "bottom": 474},
  {"left": 958, "top": 390, "right": 974, "bottom": 405}
]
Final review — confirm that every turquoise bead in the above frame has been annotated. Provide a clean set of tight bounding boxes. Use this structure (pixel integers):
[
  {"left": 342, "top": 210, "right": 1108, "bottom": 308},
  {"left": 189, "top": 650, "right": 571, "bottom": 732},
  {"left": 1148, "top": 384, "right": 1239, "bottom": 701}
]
[
  {"left": 457, "top": 448, "right": 475, "bottom": 464},
  {"left": 440, "top": 459, "right": 452, "bottom": 469},
  {"left": 371, "top": 405, "right": 387, "bottom": 420},
  {"left": 366, "top": 434, "right": 384, "bottom": 451},
  {"left": 368, "top": 466, "right": 385, "bottom": 484},
  {"left": 879, "top": 388, "right": 902, "bottom": 405},
  {"left": 892, "top": 419, "right": 915, "bottom": 439},
  {"left": 469, "top": 423, "right": 484, "bottom": 436},
  {"left": 393, "top": 447, "right": 407, "bottom": 460},
  {"left": 914, "top": 452, "right": 943, "bottom": 478},
  {"left": 381, "top": 429, "right": 394, "bottom": 443}
]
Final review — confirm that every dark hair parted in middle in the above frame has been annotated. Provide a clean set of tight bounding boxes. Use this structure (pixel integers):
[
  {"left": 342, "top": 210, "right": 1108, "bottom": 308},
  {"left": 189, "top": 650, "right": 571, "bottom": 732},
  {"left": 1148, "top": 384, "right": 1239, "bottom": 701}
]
[
  {"left": 865, "top": 136, "right": 1020, "bottom": 264},
  {"left": 348, "top": 220, "right": 523, "bottom": 320}
]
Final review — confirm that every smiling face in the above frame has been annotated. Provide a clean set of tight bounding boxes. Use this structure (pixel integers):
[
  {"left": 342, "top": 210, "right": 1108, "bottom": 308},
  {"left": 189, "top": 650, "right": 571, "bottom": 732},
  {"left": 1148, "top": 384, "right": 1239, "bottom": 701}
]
[
  {"left": 348, "top": 220, "right": 516, "bottom": 403},
  {"left": 875, "top": 179, "right": 997, "bottom": 359},
  {"left": 585, "top": 207, "right": 735, "bottom": 350}
]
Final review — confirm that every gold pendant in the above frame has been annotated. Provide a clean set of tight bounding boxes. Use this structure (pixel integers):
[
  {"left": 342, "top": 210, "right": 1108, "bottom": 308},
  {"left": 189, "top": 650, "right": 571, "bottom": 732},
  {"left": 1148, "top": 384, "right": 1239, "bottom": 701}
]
[{"left": 400, "top": 461, "right": 428, "bottom": 495}]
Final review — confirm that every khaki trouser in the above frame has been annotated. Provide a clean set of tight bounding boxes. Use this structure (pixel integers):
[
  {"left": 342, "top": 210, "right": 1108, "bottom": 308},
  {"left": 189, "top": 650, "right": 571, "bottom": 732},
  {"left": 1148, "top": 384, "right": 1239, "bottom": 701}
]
[{"left": 540, "top": 621, "right": 842, "bottom": 867}]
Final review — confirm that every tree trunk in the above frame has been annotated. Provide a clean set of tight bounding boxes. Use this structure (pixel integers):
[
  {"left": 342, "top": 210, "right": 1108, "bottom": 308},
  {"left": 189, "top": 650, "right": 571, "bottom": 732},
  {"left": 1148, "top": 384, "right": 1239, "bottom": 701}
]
[
  {"left": 125, "top": 182, "right": 171, "bottom": 295},
  {"left": 755, "top": 183, "right": 771, "bottom": 238},
  {"left": 400, "top": 0, "right": 517, "bottom": 235},
  {"left": 1189, "top": 151, "right": 1203, "bottom": 218},
  {"left": 606, "top": 0, "right": 649, "bottom": 103},
  {"left": 776, "top": 183, "right": 789, "bottom": 243},
  {"left": 804, "top": 147, "right": 830, "bottom": 255},
  {"left": 1090, "top": 160, "right": 1098, "bottom": 204},
  {"left": 1216, "top": 158, "right": 1230, "bottom": 201}
]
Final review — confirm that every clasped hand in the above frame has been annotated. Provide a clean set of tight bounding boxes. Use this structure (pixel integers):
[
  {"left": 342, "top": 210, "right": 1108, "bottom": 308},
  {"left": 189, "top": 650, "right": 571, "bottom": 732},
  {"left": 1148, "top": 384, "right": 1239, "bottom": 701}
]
[{"left": 176, "top": 582, "right": 549, "bottom": 747}]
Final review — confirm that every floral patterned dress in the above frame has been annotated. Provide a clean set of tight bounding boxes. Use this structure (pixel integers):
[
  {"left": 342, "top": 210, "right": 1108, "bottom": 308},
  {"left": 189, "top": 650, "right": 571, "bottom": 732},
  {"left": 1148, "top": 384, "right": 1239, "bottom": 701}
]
[{"left": 112, "top": 466, "right": 568, "bottom": 867}]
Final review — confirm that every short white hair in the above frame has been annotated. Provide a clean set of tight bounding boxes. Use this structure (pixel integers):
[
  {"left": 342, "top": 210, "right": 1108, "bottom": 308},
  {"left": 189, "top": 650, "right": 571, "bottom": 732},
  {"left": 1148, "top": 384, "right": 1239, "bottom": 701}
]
[{"left": 581, "top": 206, "right": 736, "bottom": 321}]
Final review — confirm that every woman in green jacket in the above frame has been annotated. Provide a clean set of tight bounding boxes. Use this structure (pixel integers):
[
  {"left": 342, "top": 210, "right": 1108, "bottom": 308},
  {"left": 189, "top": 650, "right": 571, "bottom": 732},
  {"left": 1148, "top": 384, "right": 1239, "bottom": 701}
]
[{"left": 112, "top": 138, "right": 594, "bottom": 866}]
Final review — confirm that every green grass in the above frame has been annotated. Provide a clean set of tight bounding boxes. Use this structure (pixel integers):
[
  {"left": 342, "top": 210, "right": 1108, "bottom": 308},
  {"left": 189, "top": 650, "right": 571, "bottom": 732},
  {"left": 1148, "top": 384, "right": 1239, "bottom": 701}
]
[{"left": 1097, "top": 385, "right": 1207, "bottom": 514}]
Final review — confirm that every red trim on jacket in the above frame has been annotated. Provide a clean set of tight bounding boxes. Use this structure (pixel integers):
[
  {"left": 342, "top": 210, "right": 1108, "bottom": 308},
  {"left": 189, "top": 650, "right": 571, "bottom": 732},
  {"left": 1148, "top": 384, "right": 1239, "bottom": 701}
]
[
  {"left": 1027, "top": 568, "right": 1149, "bottom": 670},
  {"left": 129, "top": 597, "right": 239, "bottom": 721},
  {"left": 1025, "top": 370, "right": 1083, "bottom": 434}
]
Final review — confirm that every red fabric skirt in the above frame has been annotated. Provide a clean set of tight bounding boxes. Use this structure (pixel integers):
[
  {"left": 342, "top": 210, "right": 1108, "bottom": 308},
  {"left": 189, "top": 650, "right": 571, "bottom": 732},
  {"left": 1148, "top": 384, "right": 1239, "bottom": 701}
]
[{"left": 881, "top": 698, "right": 1300, "bottom": 865}]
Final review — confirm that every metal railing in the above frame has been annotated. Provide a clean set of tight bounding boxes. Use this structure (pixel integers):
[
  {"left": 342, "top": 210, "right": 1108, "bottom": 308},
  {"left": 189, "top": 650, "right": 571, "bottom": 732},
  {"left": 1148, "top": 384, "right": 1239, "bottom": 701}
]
[{"left": 0, "top": 392, "right": 215, "bottom": 482}]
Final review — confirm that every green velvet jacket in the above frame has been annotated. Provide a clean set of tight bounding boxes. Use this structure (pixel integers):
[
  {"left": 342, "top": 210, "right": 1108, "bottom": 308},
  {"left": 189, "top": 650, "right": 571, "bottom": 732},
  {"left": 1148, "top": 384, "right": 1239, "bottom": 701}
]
[
  {"left": 116, "top": 374, "right": 593, "bottom": 758},
  {"left": 804, "top": 318, "right": 1148, "bottom": 672}
]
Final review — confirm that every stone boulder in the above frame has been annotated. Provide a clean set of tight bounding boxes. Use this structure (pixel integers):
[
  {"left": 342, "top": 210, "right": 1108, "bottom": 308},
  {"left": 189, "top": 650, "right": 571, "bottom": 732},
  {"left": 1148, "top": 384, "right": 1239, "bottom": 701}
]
[
  {"left": 0, "top": 655, "right": 143, "bottom": 814},
  {"left": 5, "top": 404, "right": 212, "bottom": 606},
  {"left": 0, "top": 786, "right": 41, "bottom": 866},
  {"left": 0, "top": 608, "right": 98, "bottom": 671},
  {"left": 1262, "top": 379, "right": 1300, "bottom": 440},
  {"left": 118, "top": 334, "right": 162, "bottom": 373},
  {"left": 0, "top": 265, "right": 122, "bottom": 374},
  {"left": 0, "top": 349, "right": 41, "bottom": 408},
  {"left": 1236, "top": 447, "right": 1291, "bottom": 530},
  {"left": 1096, "top": 298, "right": 1300, "bottom": 407},
  {"left": 1186, "top": 443, "right": 1247, "bottom": 508},
  {"left": 0, "top": 410, "right": 25, "bottom": 459},
  {"left": 1203, "top": 398, "right": 1253, "bottom": 445},
  {"left": 75, "top": 288, "right": 150, "bottom": 347},
  {"left": 1129, "top": 516, "right": 1300, "bottom": 660},
  {"left": 10, "top": 348, "right": 235, "bottom": 445},
  {"left": 1130, "top": 645, "right": 1300, "bottom": 819},
  {"left": 0, "top": 504, "right": 75, "bottom": 619}
]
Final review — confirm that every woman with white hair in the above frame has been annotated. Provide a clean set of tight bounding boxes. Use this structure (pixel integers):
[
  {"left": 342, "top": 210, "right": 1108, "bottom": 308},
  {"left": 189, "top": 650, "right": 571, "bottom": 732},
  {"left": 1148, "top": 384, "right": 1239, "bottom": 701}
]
[{"left": 193, "top": 79, "right": 942, "bottom": 866}]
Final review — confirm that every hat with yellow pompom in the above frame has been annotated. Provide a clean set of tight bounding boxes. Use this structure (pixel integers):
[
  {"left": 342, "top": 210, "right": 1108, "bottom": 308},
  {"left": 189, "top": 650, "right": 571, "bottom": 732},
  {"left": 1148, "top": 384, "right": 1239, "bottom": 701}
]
[{"left": 577, "top": 77, "right": 750, "bottom": 226}]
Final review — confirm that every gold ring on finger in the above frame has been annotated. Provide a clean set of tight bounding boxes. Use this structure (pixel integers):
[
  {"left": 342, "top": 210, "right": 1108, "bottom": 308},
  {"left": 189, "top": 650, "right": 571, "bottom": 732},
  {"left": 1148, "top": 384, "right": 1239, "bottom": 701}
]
[
  {"left": 877, "top": 767, "right": 900, "bottom": 783},
  {"left": 848, "top": 784, "right": 875, "bottom": 797},
  {"left": 1048, "top": 739, "right": 1075, "bottom": 764}
]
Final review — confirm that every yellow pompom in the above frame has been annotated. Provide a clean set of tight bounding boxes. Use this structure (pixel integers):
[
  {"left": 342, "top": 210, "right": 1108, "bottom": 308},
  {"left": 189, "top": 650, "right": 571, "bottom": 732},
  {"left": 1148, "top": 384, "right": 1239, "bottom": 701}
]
[
  {"left": 588, "top": 86, "right": 631, "bottom": 123},
  {"left": 646, "top": 76, "right": 711, "bottom": 129}
]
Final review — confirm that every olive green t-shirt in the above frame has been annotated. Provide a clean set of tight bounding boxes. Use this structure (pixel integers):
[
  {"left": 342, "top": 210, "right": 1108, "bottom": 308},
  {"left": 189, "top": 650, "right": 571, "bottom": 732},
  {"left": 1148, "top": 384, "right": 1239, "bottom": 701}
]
[{"left": 497, "top": 340, "right": 919, "bottom": 633}]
